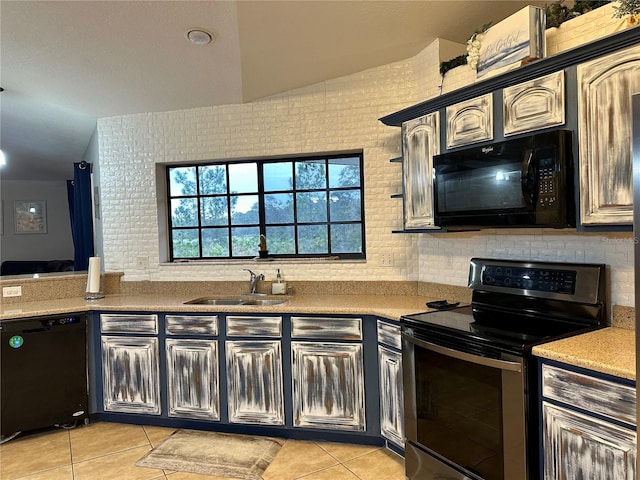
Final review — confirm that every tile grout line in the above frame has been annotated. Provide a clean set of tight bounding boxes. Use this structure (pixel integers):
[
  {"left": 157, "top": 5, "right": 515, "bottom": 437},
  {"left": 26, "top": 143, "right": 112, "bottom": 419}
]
[
  {"left": 304, "top": 441, "right": 380, "bottom": 480},
  {"left": 70, "top": 443, "right": 152, "bottom": 466},
  {"left": 66, "top": 429, "right": 77, "bottom": 480}
]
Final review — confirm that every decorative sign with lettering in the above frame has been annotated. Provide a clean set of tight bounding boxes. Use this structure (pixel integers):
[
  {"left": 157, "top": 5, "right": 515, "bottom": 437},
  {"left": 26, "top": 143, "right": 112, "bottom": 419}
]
[{"left": 476, "top": 6, "right": 546, "bottom": 79}]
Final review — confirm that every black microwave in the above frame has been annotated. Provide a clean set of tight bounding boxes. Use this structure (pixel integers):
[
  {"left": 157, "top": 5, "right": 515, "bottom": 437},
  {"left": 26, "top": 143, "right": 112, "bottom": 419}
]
[{"left": 433, "top": 129, "right": 575, "bottom": 230}]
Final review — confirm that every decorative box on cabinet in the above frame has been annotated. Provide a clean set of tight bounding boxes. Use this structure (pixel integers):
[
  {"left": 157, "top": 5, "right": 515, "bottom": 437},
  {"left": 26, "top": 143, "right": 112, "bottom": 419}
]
[
  {"left": 503, "top": 70, "right": 565, "bottom": 136},
  {"left": 401, "top": 112, "right": 440, "bottom": 229},
  {"left": 578, "top": 43, "right": 640, "bottom": 225},
  {"left": 377, "top": 319, "right": 404, "bottom": 448},
  {"left": 100, "top": 313, "right": 161, "bottom": 415},
  {"left": 165, "top": 314, "right": 220, "bottom": 421},
  {"left": 445, "top": 93, "right": 493, "bottom": 148},
  {"left": 291, "top": 316, "right": 365, "bottom": 431},
  {"left": 541, "top": 362, "right": 637, "bottom": 480},
  {"left": 225, "top": 315, "right": 284, "bottom": 425}
]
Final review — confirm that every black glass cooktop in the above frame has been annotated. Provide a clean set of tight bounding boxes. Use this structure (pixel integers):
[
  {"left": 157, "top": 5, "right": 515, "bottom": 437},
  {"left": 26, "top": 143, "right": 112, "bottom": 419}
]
[{"left": 402, "top": 305, "right": 602, "bottom": 354}]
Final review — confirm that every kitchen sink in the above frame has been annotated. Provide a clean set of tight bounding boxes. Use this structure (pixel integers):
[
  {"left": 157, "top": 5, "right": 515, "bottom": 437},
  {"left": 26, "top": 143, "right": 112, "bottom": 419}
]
[
  {"left": 241, "top": 299, "right": 289, "bottom": 306},
  {"left": 184, "top": 296, "right": 288, "bottom": 306}
]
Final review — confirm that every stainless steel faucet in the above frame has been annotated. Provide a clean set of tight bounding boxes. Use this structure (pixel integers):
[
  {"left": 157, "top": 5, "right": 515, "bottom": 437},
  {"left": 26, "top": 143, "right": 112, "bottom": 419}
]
[{"left": 244, "top": 269, "right": 264, "bottom": 294}]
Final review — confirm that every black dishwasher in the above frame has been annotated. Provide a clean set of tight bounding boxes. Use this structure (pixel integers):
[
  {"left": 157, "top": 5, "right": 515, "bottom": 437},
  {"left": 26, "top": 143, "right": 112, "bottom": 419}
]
[{"left": 0, "top": 314, "right": 88, "bottom": 437}]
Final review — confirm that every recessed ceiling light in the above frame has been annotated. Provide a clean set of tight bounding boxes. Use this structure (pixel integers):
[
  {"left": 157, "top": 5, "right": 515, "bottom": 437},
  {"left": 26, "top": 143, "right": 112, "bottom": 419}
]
[{"left": 186, "top": 29, "right": 213, "bottom": 46}]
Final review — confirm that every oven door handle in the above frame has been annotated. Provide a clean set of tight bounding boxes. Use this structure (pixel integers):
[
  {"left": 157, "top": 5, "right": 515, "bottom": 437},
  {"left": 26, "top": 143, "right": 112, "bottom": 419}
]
[{"left": 405, "top": 336, "right": 522, "bottom": 373}]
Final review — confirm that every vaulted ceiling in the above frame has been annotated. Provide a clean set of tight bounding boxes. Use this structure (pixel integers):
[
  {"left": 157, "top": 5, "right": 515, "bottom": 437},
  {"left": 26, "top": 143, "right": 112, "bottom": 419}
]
[{"left": 0, "top": 0, "right": 547, "bottom": 181}]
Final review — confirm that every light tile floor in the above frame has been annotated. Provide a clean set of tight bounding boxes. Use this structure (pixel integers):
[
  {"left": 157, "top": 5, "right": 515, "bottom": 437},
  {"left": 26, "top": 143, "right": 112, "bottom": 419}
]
[{"left": 0, "top": 422, "right": 406, "bottom": 480}]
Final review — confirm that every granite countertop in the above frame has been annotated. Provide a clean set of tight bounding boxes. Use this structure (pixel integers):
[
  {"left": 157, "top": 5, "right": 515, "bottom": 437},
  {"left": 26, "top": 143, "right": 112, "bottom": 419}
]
[
  {"left": 0, "top": 293, "right": 436, "bottom": 322},
  {"left": 532, "top": 327, "right": 636, "bottom": 381},
  {"left": 2, "top": 293, "right": 635, "bottom": 381}
]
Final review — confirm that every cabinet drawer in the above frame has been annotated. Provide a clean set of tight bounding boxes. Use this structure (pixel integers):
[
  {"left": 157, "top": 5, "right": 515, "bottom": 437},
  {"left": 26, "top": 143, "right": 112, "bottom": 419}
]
[
  {"left": 166, "top": 315, "right": 218, "bottom": 336},
  {"left": 291, "top": 317, "right": 362, "bottom": 340},
  {"left": 226, "top": 316, "right": 282, "bottom": 337},
  {"left": 377, "top": 320, "right": 401, "bottom": 349},
  {"left": 542, "top": 364, "right": 636, "bottom": 426},
  {"left": 100, "top": 313, "right": 158, "bottom": 334}
]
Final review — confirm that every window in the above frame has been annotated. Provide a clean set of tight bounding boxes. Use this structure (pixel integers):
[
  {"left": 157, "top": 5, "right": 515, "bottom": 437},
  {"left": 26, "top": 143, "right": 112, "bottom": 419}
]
[{"left": 167, "top": 153, "right": 365, "bottom": 260}]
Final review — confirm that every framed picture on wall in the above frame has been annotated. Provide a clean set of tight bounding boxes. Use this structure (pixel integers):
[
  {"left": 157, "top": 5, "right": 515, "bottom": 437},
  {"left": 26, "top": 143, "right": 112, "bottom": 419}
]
[{"left": 14, "top": 200, "right": 47, "bottom": 234}]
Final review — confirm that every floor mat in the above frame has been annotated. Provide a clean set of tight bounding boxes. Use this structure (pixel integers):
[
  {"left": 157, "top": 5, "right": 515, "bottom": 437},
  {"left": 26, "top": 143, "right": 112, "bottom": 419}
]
[{"left": 136, "top": 429, "right": 285, "bottom": 479}]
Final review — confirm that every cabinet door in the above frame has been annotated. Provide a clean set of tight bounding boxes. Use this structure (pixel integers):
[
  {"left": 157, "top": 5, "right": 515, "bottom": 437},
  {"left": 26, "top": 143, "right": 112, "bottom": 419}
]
[
  {"left": 225, "top": 340, "right": 284, "bottom": 425},
  {"left": 291, "top": 342, "right": 365, "bottom": 431},
  {"left": 100, "top": 313, "right": 158, "bottom": 334},
  {"left": 226, "top": 316, "right": 282, "bottom": 338},
  {"left": 503, "top": 70, "right": 565, "bottom": 136},
  {"left": 101, "top": 336, "right": 160, "bottom": 414},
  {"left": 165, "top": 315, "right": 218, "bottom": 336},
  {"left": 377, "top": 320, "right": 401, "bottom": 350},
  {"left": 445, "top": 93, "right": 493, "bottom": 148},
  {"left": 379, "top": 345, "right": 404, "bottom": 447},
  {"left": 578, "top": 44, "right": 640, "bottom": 225},
  {"left": 166, "top": 338, "right": 219, "bottom": 420},
  {"left": 291, "top": 316, "right": 362, "bottom": 340},
  {"left": 543, "top": 402, "right": 637, "bottom": 480},
  {"left": 401, "top": 112, "right": 440, "bottom": 229}
]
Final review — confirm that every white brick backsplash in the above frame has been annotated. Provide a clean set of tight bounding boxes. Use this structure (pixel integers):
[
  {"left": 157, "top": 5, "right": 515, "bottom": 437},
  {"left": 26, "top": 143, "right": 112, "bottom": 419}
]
[
  {"left": 418, "top": 232, "right": 634, "bottom": 306},
  {"left": 97, "top": 8, "right": 635, "bottom": 306}
]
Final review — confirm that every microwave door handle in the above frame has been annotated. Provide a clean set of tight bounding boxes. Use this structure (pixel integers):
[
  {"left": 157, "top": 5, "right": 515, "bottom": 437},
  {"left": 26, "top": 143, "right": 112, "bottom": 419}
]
[
  {"left": 521, "top": 149, "right": 535, "bottom": 207},
  {"left": 404, "top": 335, "right": 522, "bottom": 372}
]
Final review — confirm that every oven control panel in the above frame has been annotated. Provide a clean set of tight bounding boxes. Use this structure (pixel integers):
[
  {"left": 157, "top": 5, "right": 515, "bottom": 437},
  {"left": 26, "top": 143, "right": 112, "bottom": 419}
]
[
  {"left": 468, "top": 258, "right": 604, "bottom": 305},
  {"left": 481, "top": 265, "right": 576, "bottom": 294}
]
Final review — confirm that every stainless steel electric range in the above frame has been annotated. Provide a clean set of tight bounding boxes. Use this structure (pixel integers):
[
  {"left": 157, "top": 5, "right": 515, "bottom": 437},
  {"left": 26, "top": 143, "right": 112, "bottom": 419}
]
[{"left": 401, "top": 258, "right": 606, "bottom": 480}]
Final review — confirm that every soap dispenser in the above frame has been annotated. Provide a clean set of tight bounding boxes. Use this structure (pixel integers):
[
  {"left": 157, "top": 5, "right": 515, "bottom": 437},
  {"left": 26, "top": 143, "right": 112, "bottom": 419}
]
[{"left": 271, "top": 269, "right": 287, "bottom": 295}]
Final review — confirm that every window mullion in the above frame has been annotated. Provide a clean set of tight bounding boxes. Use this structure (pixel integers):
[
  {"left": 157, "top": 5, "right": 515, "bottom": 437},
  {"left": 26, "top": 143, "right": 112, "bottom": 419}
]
[
  {"left": 195, "top": 166, "right": 204, "bottom": 258},
  {"left": 325, "top": 158, "right": 332, "bottom": 255},
  {"left": 257, "top": 160, "right": 266, "bottom": 237},
  {"left": 226, "top": 165, "right": 233, "bottom": 258}
]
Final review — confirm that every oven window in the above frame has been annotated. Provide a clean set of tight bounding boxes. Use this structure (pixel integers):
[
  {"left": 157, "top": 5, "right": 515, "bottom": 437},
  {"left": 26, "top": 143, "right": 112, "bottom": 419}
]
[{"left": 415, "top": 346, "right": 504, "bottom": 480}]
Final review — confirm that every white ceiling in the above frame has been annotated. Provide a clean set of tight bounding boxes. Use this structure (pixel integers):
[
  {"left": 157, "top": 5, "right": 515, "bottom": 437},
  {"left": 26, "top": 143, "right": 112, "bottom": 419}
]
[{"left": 0, "top": 0, "right": 547, "bottom": 181}]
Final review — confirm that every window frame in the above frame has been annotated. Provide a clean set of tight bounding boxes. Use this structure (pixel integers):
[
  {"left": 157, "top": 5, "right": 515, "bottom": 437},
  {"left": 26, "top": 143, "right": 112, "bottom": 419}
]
[{"left": 166, "top": 152, "right": 366, "bottom": 261}]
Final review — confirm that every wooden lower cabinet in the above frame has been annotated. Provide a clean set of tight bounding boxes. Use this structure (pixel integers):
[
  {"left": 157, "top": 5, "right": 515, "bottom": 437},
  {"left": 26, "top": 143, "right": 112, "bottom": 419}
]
[
  {"left": 101, "top": 335, "right": 161, "bottom": 414},
  {"left": 540, "top": 362, "right": 637, "bottom": 480},
  {"left": 291, "top": 341, "right": 365, "bottom": 431},
  {"left": 94, "top": 312, "right": 399, "bottom": 444},
  {"left": 225, "top": 340, "right": 284, "bottom": 425},
  {"left": 166, "top": 338, "right": 219, "bottom": 420},
  {"left": 542, "top": 402, "right": 636, "bottom": 480},
  {"left": 378, "top": 345, "right": 404, "bottom": 446}
]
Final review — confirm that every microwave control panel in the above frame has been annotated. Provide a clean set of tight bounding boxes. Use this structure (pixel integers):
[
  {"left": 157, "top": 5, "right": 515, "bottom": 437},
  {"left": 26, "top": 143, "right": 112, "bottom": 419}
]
[{"left": 537, "top": 155, "right": 557, "bottom": 208}]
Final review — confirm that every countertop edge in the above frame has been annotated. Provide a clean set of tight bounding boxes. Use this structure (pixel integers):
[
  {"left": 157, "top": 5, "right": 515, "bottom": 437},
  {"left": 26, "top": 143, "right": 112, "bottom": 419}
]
[
  {"left": 0, "top": 293, "right": 431, "bottom": 322},
  {"left": 532, "top": 327, "right": 636, "bottom": 381}
]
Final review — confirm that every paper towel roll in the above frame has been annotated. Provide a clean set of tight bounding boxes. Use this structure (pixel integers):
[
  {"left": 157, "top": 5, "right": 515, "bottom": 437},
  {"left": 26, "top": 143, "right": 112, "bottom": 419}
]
[{"left": 86, "top": 257, "right": 101, "bottom": 293}]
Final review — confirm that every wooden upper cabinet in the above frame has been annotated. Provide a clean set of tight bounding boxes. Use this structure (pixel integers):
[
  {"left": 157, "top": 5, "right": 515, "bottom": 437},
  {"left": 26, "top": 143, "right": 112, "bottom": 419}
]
[
  {"left": 578, "top": 44, "right": 640, "bottom": 225},
  {"left": 503, "top": 71, "right": 565, "bottom": 136},
  {"left": 401, "top": 112, "right": 440, "bottom": 229},
  {"left": 445, "top": 93, "right": 493, "bottom": 148}
]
